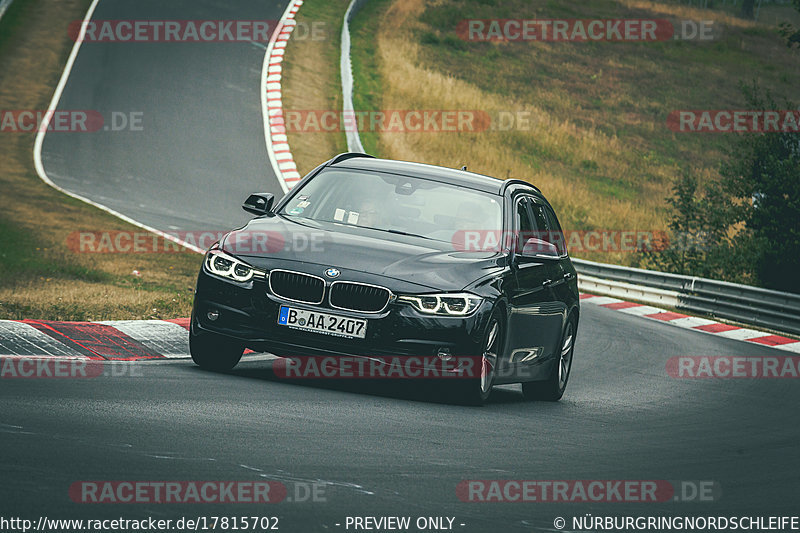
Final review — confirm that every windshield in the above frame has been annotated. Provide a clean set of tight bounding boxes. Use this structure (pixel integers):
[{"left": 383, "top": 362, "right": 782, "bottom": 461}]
[{"left": 280, "top": 169, "right": 503, "bottom": 243}]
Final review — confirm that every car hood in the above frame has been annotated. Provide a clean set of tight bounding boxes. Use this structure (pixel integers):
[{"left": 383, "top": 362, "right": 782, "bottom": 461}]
[{"left": 221, "top": 215, "right": 506, "bottom": 292}]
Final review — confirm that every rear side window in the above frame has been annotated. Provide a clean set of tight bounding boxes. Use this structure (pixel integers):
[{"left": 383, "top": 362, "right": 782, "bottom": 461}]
[
  {"left": 515, "top": 197, "right": 535, "bottom": 234},
  {"left": 541, "top": 203, "right": 567, "bottom": 256},
  {"left": 529, "top": 202, "right": 550, "bottom": 235},
  {"left": 517, "top": 197, "right": 568, "bottom": 257}
]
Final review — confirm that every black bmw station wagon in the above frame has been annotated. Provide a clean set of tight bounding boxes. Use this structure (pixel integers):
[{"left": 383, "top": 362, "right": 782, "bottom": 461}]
[{"left": 191, "top": 153, "right": 579, "bottom": 404}]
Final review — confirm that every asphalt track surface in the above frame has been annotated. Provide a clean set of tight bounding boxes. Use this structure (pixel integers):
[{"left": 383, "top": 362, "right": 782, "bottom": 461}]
[
  {"left": 39, "top": 0, "right": 289, "bottom": 232},
  {"left": 2, "top": 303, "right": 799, "bottom": 531},
  {"left": 10, "top": 0, "right": 800, "bottom": 531}
]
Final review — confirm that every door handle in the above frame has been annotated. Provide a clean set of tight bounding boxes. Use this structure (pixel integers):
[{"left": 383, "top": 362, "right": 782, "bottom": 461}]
[
  {"left": 563, "top": 272, "right": 575, "bottom": 281},
  {"left": 542, "top": 279, "right": 553, "bottom": 287}
]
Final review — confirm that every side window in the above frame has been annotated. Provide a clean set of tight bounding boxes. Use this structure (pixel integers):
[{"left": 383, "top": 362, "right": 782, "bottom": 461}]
[
  {"left": 515, "top": 196, "right": 541, "bottom": 251},
  {"left": 515, "top": 197, "right": 534, "bottom": 234},
  {"left": 515, "top": 197, "right": 534, "bottom": 252},
  {"left": 530, "top": 200, "right": 569, "bottom": 256},
  {"left": 542, "top": 204, "right": 567, "bottom": 256},
  {"left": 529, "top": 202, "right": 550, "bottom": 236}
]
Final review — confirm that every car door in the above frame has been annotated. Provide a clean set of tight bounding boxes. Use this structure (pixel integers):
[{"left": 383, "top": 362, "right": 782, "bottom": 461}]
[
  {"left": 506, "top": 195, "right": 564, "bottom": 378},
  {"left": 540, "top": 201, "right": 578, "bottom": 309}
]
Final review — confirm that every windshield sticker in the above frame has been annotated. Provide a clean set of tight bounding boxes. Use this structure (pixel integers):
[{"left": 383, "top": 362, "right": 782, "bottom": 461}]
[
  {"left": 334, "top": 208, "right": 346, "bottom": 222},
  {"left": 288, "top": 207, "right": 304, "bottom": 215},
  {"left": 297, "top": 200, "right": 311, "bottom": 208},
  {"left": 347, "top": 211, "right": 360, "bottom": 225}
]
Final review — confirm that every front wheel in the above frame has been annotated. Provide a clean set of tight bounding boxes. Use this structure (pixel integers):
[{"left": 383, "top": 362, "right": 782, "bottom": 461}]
[
  {"left": 190, "top": 326, "right": 244, "bottom": 371},
  {"left": 453, "top": 312, "right": 504, "bottom": 406},
  {"left": 522, "top": 317, "right": 576, "bottom": 402}
]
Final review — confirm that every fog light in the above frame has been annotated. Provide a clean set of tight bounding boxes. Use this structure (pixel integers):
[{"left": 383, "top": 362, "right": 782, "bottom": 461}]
[
  {"left": 207, "top": 309, "right": 220, "bottom": 321},
  {"left": 437, "top": 348, "right": 452, "bottom": 361}
]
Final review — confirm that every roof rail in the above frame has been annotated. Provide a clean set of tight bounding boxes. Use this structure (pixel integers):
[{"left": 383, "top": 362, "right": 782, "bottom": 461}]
[
  {"left": 501, "top": 178, "right": 540, "bottom": 194},
  {"left": 327, "top": 152, "right": 376, "bottom": 166}
]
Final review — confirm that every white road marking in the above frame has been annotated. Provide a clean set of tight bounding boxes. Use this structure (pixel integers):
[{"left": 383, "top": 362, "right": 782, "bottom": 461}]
[
  {"left": 714, "top": 328, "right": 774, "bottom": 341},
  {"left": 617, "top": 305, "right": 664, "bottom": 316},
  {"left": 774, "top": 341, "right": 800, "bottom": 353},
  {"left": 668, "top": 316, "right": 718, "bottom": 329},
  {"left": 582, "top": 296, "right": 623, "bottom": 306}
]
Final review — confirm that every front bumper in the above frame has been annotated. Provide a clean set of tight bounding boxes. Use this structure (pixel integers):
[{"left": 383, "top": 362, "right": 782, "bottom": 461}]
[{"left": 191, "top": 269, "right": 493, "bottom": 360}]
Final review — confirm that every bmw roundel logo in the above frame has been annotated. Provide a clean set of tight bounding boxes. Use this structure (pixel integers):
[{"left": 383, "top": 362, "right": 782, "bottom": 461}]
[{"left": 324, "top": 268, "right": 340, "bottom": 278}]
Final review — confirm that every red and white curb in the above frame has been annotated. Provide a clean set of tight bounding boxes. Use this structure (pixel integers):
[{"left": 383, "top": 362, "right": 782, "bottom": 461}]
[
  {"left": 262, "top": 0, "right": 304, "bottom": 193},
  {"left": 0, "top": 319, "right": 191, "bottom": 360},
  {"left": 0, "top": 318, "right": 270, "bottom": 362},
  {"left": 581, "top": 294, "right": 800, "bottom": 353}
]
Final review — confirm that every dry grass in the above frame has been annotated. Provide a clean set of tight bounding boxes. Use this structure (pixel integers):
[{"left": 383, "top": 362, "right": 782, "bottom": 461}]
[
  {"left": 0, "top": 278, "right": 195, "bottom": 322},
  {"left": 0, "top": 0, "right": 201, "bottom": 320},
  {"left": 346, "top": 0, "right": 800, "bottom": 265},
  {"left": 366, "top": 2, "right": 660, "bottom": 264}
]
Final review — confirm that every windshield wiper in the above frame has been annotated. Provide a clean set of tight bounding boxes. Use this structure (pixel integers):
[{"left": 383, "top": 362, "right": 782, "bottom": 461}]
[{"left": 384, "top": 228, "right": 435, "bottom": 240}]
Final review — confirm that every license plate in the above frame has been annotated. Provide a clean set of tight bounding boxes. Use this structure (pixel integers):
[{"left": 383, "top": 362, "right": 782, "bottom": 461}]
[{"left": 278, "top": 306, "right": 367, "bottom": 339}]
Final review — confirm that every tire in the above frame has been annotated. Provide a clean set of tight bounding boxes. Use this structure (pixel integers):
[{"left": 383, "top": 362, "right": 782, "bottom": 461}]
[
  {"left": 453, "top": 311, "right": 504, "bottom": 406},
  {"left": 189, "top": 326, "right": 244, "bottom": 371},
  {"left": 522, "top": 316, "right": 576, "bottom": 402}
]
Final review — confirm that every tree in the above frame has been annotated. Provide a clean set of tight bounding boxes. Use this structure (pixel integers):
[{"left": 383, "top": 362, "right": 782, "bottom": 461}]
[
  {"left": 740, "top": 0, "right": 756, "bottom": 19},
  {"left": 779, "top": 0, "right": 800, "bottom": 49},
  {"left": 643, "top": 172, "right": 746, "bottom": 281},
  {"left": 651, "top": 82, "right": 800, "bottom": 293},
  {"left": 716, "top": 83, "right": 800, "bottom": 292}
]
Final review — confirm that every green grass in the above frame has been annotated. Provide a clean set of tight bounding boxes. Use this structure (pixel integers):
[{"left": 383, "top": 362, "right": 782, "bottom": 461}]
[{"left": 0, "top": 218, "right": 111, "bottom": 285}]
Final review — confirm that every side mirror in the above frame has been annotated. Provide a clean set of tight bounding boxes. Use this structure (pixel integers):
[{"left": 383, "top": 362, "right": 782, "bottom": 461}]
[
  {"left": 242, "top": 193, "right": 275, "bottom": 216},
  {"left": 521, "top": 237, "right": 560, "bottom": 259}
]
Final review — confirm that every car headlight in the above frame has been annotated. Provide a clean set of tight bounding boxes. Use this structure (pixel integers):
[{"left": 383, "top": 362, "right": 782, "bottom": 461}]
[
  {"left": 204, "top": 250, "right": 264, "bottom": 282},
  {"left": 397, "top": 293, "right": 483, "bottom": 316}
]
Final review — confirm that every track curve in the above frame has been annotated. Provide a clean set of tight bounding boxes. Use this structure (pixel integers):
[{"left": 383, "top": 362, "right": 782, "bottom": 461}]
[{"left": 37, "top": 0, "right": 289, "bottom": 232}]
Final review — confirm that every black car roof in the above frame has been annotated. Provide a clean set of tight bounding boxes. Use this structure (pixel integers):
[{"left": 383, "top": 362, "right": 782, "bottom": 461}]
[{"left": 330, "top": 156, "right": 538, "bottom": 196}]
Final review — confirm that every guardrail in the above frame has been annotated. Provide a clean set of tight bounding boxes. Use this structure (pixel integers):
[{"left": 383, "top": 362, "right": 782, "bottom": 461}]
[
  {"left": 340, "top": 0, "right": 368, "bottom": 153},
  {"left": 573, "top": 258, "right": 800, "bottom": 336},
  {"left": 0, "top": 0, "right": 16, "bottom": 24}
]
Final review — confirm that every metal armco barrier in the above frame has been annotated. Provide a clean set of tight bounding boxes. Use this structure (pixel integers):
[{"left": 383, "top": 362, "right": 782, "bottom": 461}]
[
  {"left": 340, "top": 0, "right": 369, "bottom": 153},
  {"left": 573, "top": 258, "right": 800, "bottom": 336}
]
